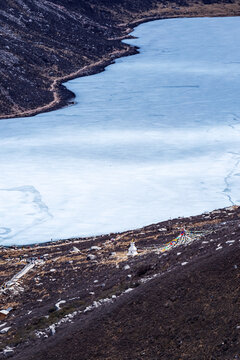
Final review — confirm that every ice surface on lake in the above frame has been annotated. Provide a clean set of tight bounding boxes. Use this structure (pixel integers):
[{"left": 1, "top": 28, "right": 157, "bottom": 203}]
[{"left": 1, "top": 17, "right": 240, "bottom": 245}]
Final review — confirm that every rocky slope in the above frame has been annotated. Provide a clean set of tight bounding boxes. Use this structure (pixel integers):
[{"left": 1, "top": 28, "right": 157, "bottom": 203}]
[
  {"left": 1, "top": 1, "right": 240, "bottom": 359},
  {"left": 1, "top": 0, "right": 240, "bottom": 119},
  {"left": 0, "top": 206, "right": 239, "bottom": 359}
]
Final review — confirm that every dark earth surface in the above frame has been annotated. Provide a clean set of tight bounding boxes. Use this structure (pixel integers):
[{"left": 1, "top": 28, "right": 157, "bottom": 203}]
[
  {"left": 1, "top": 0, "right": 240, "bottom": 118},
  {"left": 1, "top": 1, "right": 240, "bottom": 359},
  {"left": 0, "top": 206, "right": 240, "bottom": 359}
]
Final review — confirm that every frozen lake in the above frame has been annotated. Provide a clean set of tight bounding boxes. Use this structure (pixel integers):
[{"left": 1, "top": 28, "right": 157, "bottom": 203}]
[{"left": 1, "top": 16, "right": 240, "bottom": 245}]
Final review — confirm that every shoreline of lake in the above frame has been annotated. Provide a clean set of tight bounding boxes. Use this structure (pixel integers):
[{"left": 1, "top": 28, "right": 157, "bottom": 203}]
[
  {"left": 2, "top": 2, "right": 240, "bottom": 120},
  {"left": 1, "top": 16, "right": 240, "bottom": 246}
]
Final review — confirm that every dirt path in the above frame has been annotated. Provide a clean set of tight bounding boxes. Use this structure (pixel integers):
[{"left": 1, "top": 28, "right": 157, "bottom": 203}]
[
  {"left": 2, "top": 48, "right": 130, "bottom": 120},
  {"left": 2, "top": 2, "right": 240, "bottom": 121}
]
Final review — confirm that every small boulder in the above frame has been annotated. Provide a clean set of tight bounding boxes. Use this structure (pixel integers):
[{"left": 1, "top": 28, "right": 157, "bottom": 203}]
[
  {"left": 90, "top": 246, "right": 101, "bottom": 251},
  {"left": 70, "top": 247, "right": 80, "bottom": 253},
  {"left": 87, "top": 254, "right": 96, "bottom": 261}
]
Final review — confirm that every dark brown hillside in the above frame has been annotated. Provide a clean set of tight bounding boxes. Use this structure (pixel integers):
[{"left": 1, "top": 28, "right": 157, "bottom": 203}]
[
  {"left": 1, "top": 0, "right": 240, "bottom": 119},
  {"left": 1, "top": 206, "right": 240, "bottom": 358},
  {"left": 26, "top": 247, "right": 240, "bottom": 360}
]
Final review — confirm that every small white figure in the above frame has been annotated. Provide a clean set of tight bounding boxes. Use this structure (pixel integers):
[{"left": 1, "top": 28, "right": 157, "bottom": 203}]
[{"left": 127, "top": 241, "right": 138, "bottom": 256}]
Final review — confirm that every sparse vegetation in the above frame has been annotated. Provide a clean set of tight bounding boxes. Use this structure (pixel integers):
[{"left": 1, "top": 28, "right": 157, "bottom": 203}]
[{"left": 0, "top": 206, "right": 240, "bottom": 358}]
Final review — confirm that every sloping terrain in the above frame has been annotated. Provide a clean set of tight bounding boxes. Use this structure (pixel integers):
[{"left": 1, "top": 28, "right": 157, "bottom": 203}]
[
  {"left": 1, "top": 0, "right": 240, "bottom": 118},
  {"left": 0, "top": 206, "right": 239, "bottom": 358}
]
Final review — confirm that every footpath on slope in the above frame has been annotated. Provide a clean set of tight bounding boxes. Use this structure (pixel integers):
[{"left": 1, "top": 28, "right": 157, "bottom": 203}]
[{"left": 1, "top": 49, "right": 132, "bottom": 120}]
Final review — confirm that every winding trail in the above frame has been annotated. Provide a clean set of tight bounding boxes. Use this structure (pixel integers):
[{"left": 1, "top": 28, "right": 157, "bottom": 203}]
[{"left": 2, "top": 49, "right": 130, "bottom": 120}]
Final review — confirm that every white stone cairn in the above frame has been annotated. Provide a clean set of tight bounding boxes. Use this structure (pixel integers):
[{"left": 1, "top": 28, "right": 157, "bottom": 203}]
[{"left": 127, "top": 241, "right": 138, "bottom": 256}]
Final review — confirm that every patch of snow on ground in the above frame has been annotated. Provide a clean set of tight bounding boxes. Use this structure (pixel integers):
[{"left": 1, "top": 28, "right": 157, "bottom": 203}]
[
  {"left": 0, "top": 326, "right": 11, "bottom": 334},
  {"left": 55, "top": 300, "right": 66, "bottom": 310},
  {"left": 3, "top": 346, "right": 14, "bottom": 355},
  {"left": 49, "top": 324, "right": 56, "bottom": 335}
]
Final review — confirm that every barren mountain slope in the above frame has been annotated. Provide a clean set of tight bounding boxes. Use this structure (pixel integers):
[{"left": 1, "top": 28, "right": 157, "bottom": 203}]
[
  {"left": 1, "top": 0, "right": 240, "bottom": 118},
  {"left": 0, "top": 206, "right": 239, "bottom": 359}
]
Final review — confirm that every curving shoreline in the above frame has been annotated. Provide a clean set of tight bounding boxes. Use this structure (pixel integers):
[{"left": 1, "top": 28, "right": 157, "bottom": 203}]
[
  {"left": 1, "top": 14, "right": 240, "bottom": 246},
  {"left": 1, "top": 47, "right": 138, "bottom": 120},
  {"left": 1, "top": 1, "right": 240, "bottom": 120},
  {"left": 1, "top": 5, "right": 240, "bottom": 358}
]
